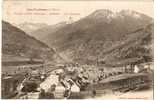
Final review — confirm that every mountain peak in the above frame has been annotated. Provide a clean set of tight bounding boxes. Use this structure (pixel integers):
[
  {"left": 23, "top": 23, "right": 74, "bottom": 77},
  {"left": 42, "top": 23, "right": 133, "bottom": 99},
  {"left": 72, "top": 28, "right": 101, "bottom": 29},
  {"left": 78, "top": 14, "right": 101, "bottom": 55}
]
[
  {"left": 88, "top": 9, "right": 151, "bottom": 20},
  {"left": 89, "top": 9, "right": 114, "bottom": 18}
]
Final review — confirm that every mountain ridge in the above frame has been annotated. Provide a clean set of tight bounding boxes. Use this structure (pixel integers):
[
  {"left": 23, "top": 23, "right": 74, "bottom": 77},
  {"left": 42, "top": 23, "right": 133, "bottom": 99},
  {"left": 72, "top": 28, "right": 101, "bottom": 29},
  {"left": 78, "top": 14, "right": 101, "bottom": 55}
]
[
  {"left": 13, "top": 9, "right": 153, "bottom": 65},
  {"left": 2, "top": 20, "right": 64, "bottom": 63}
]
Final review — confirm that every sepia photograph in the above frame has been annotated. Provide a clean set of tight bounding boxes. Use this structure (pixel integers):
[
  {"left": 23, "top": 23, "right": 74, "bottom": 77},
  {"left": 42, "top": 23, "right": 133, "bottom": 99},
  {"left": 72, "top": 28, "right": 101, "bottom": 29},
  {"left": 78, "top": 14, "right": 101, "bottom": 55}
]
[{"left": 2, "top": 1, "right": 154, "bottom": 99}]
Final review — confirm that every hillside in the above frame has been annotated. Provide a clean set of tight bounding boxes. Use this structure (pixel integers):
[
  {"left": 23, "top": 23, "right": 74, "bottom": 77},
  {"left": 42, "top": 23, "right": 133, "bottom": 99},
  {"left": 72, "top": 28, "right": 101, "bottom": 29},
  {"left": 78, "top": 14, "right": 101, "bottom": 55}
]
[
  {"left": 35, "top": 9, "right": 153, "bottom": 64},
  {"left": 17, "top": 22, "right": 48, "bottom": 36},
  {"left": 150, "top": 21, "right": 154, "bottom": 59},
  {"left": 2, "top": 21, "right": 63, "bottom": 62},
  {"left": 31, "top": 21, "right": 67, "bottom": 41}
]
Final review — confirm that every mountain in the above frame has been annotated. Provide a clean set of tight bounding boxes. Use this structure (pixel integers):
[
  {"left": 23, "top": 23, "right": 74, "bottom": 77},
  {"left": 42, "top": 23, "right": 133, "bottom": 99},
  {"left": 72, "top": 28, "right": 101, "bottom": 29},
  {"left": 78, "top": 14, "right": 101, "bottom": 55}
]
[
  {"left": 31, "top": 21, "right": 67, "bottom": 41},
  {"left": 42, "top": 10, "right": 151, "bottom": 47},
  {"left": 2, "top": 21, "right": 63, "bottom": 63},
  {"left": 17, "top": 22, "right": 48, "bottom": 36},
  {"left": 34, "top": 9, "right": 153, "bottom": 65}
]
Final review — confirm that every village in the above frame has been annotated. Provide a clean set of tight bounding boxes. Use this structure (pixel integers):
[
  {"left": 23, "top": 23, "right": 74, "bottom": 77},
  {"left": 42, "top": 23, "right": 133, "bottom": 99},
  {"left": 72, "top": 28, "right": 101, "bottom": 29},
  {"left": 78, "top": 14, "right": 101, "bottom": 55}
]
[{"left": 2, "top": 54, "right": 153, "bottom": 99}]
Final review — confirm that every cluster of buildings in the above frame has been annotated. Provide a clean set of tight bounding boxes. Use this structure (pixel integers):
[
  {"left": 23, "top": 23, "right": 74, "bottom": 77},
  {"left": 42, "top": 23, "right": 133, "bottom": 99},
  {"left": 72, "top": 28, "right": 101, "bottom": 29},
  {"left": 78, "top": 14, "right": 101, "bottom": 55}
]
[{"left": 2, "top": 54, "right": 153, "bottom": 99}]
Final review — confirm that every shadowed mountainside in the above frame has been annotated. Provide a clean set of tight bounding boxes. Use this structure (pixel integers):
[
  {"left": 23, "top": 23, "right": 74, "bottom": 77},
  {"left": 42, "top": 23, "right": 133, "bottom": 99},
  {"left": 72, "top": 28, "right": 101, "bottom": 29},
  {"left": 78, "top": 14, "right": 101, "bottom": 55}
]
[{"left": 2, "top": 21, "right": 64, "bottom": 63}]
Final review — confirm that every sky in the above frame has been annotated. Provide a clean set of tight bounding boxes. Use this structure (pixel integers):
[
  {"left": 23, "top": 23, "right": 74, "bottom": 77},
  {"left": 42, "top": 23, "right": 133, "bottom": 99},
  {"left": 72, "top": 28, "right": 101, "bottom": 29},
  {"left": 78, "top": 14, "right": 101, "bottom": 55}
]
[{"left": 3, "top": 1, "right": 154, "bottom": 25}]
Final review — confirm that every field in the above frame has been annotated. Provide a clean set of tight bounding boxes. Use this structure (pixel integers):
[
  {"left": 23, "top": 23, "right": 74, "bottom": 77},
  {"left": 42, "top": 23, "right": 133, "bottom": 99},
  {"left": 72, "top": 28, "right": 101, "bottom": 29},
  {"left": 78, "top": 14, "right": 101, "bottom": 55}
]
[{"left": 87, "top": 88, "right": 153, "bottom": 100}]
